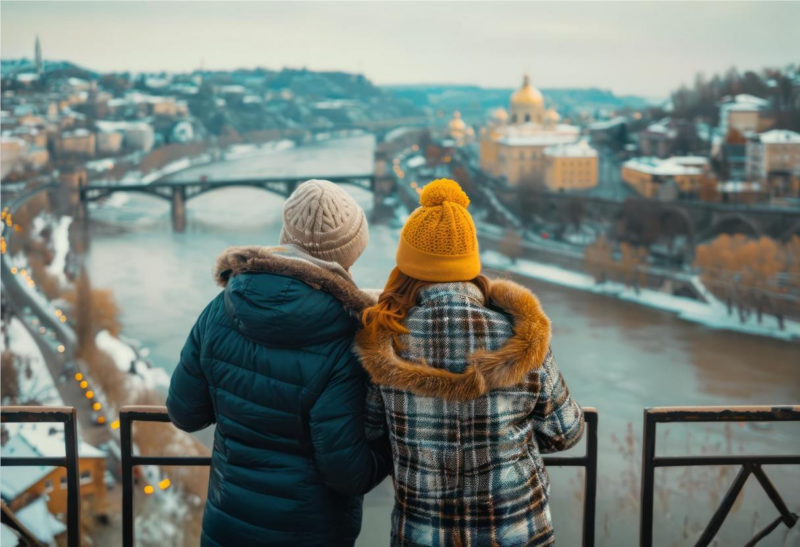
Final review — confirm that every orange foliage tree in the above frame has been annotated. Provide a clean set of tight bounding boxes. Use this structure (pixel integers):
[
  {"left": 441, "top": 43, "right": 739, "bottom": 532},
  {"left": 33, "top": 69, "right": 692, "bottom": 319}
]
[
  {"left": 695, "top": 234, "right": 799, "bottom": 328},
  {"left": 584, "top": 234, "right": 615, "bottom": 284}
]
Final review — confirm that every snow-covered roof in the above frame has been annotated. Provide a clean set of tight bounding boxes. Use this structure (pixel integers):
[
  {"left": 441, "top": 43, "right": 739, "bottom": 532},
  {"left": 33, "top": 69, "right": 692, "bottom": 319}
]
[
  {"left": 755, "top": 129, "right": 800, "bottom": 144},
  {"left": 406, "top": 155, "right": 427, "bottom": 168},
  {"left": 16, "top": 497, "right": 67, "bottom": 544},
  {"left": 720, "top": 94, "right": 770, "bottom": 107},
  {"left": 220, "top": 85, "right": 246, "bottom": 94},
  {"left": 95, "top": 120, "right": 153, "bottom": 133},
  {"left": 496, "top": 123, "right": 580, "bottom": 146},
  {"left": 669, "top": 156, "right": 709, "bottom": 167},
  {"left": 15, "top": 73, "right": 38, "bottom": 83},
  {"left": 1, "top": 426, "right": 106, "bottom": 500},
  {"left": 0, "top": 434, "right": 54, "bottom": 501},
  {"left": 718, "top": 180, "right": 763, "bottom": 193},
  {"left": 588, "top": 117, "right": 626, "bottom": 131},
  {"left": 544, "top": 140, "right": 597, "bottom": 158},
  {"left": 623, "top": 156, "right": 704, "bottom": 177},
  {"left": 1, "top": 523, "right": 20, "bottom": 547}
]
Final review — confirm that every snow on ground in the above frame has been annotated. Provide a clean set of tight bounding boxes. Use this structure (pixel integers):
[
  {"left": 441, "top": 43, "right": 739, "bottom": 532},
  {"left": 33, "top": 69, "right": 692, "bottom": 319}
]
[
  {"left": 482, "top": 250, "right": 800, "bottom": 342},
  {"left": 6, "top": 318, "right": 64, "bottom": 405},
  {"left": 223, "top": 140, "right": 295, "bottom": 161},
  {"left": 95, "top": 330, "right": 171, "bottom": 393},
  {"left": 46, "top": 216, "right": 72, "bottom": 286}
]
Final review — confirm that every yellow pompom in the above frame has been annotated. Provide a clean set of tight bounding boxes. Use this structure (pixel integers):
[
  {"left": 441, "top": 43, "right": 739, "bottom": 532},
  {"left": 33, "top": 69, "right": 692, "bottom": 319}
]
[{"left": 419, "top": 179, "right": 470, "bottom": 208}]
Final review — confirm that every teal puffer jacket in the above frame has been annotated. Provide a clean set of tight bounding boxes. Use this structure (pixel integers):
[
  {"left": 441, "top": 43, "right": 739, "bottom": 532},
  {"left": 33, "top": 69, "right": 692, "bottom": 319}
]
[{"left": 167, "top": 245, "right": 390, "bottom": 547}]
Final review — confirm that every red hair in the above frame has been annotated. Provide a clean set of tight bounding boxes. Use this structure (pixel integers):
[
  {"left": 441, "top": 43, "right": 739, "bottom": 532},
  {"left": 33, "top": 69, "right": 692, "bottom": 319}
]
[{"left": 361, "top": 267, "right": 491, "bottom": 339}]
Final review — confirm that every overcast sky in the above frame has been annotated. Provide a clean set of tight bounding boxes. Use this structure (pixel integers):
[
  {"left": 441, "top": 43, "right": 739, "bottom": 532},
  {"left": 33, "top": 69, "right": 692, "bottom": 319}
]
[{"left": 2, "top": 1, "right": 798, "bottom": 98}]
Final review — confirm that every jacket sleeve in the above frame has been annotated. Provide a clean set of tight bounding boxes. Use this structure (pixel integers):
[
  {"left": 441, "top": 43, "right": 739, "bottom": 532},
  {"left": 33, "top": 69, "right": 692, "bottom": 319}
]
[
  {"left": 531, "top": 349, "right": 584, "bottom": 454},
  {"left": 309, "top": 348, "right": 392, "bottom": 496},
  {"left": 365, "top": 381, "right": 388, "bottom": 442},
  {"left": 166, "top": 304, "right": 215, "bottom": 433}
]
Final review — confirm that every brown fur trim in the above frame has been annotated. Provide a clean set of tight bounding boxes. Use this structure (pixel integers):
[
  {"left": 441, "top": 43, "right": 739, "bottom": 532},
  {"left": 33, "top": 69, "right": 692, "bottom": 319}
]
[
  {"left": 354, "top": 279, "right": 551, "bottom": 401},
  {"left": 214, "top": 246, "right": 377, "bottom": 313}
]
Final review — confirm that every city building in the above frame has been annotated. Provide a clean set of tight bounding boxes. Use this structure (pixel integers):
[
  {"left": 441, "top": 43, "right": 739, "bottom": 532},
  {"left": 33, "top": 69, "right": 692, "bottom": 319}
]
[
  {"left": 447, "top": 111, "right": 474, "bottom": 146},
  {"left": 0, "top": 136, "right": 24, "bottom": 178},
  {"left": 1, "top": 426, "right": 107, "bottom": 519},
  {"left": 96, "top": 130, "right": 124, "bottom": 155},
  {"left": 543, "top": 141, "right": 599, "bottom": 191},
  {"left": 638, "top": 119, "right": 675, "bottom": 158},
  {"left": 622, "top": 156, "right": 710, "bottom": 199},
  {"left": 54, "top": 128, "right": 95, "bottom": 158},
  {"left": 0, "top": 135, "right": 49, "bottom": 178},
  {"left": 96, "top": 120, "right": 156, "bottom": 152},
  {"left": 746, "top": 129, "right": 800, "bottom": 197},
  {"left": 480, "top": 74, "right": 595, "bottom": 189},
  {"left": 718, "top": 94, "right": 773, "bottom": 137}
]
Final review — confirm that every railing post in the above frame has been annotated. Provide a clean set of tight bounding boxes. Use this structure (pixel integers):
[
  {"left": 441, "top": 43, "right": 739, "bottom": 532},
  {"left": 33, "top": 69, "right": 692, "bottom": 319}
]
[
  {"left": 639, "top": 408, "right": 656, "bottom": 547},
  {"left": 583, "top": 410, "right": 598, "bottom": 547},
  {"left": 0, "top": 406, "right": 82, "bottom": 547},
  {"left": 64, "top": 408, "right": 81, "bottom": 547},
  {"left": 121, "top": 410, "right": 134, "bottom": 547}
]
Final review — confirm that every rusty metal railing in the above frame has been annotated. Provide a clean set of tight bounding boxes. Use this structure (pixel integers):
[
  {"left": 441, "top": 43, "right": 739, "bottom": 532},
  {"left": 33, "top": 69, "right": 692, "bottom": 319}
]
[
  {"left": 119, "top": 406, "right": 211, "bottom": 547},
  {"left": 0, "top": 406, "right": 81, "bottom": 547},
  {"left": 640, "top": 405, "right": 800, "bottom": 547},
  {"left": 118, "top": 405, "right": 598, "bottom": 547}
]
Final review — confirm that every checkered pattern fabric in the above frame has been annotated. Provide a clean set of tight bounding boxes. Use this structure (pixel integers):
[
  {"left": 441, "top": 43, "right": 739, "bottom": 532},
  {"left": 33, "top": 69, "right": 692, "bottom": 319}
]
[{"left": 366, "top": 283, "right": 584, "bottom": 547}]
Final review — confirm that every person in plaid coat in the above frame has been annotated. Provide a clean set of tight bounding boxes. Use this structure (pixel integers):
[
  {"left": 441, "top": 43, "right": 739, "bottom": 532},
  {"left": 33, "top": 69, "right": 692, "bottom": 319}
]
[{"left": 357, "top": 179, "right": 584, "bottom": 547}]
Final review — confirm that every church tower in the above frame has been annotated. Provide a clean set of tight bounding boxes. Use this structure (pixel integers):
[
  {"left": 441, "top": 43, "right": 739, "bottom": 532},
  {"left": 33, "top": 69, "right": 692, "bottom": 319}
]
[
  {"left": 35, "top": 35, "right": 43, "bottom": 76},
  {"left": 509, "top": 74, "right": 545, "bottom": 125}
]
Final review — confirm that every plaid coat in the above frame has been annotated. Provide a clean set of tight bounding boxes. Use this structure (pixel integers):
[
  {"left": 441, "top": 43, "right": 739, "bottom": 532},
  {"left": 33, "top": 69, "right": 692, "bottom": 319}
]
[{"left": 356, "top": 280, "right": 584, "bottom": 547}]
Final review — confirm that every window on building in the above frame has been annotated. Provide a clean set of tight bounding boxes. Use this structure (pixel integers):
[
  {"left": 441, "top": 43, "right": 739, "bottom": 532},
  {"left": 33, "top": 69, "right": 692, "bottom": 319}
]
[
  {"left": 525, "top": 114, "right": 531, "bottom": 122},
  {"left": 80, "top": 470, "right": 93, "bottom": 485},
  {"left": 60, "top": 476, "right": 68, "bottom": 489},
  {"left": 44, "top": 479, "right": 54, "bottom": 493}
]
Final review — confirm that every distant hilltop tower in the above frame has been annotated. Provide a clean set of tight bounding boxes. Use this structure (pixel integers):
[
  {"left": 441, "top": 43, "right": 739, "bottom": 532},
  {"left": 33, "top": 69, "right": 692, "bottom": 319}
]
[{"left": 35, "top": 34, "right": 42, "bottom": 76}]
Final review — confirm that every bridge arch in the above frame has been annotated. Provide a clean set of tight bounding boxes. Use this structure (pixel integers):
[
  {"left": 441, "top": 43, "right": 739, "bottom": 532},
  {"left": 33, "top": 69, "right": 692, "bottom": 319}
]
[
  {"left": 706, "top": 214, "right": 763, "bottom": 239},
  {"left": 658, "top": 207, "right": 696, "bottom": 252},
  {"left": 81, "top": 186, "right": 173, "bottom": 204},
  {"left": 780, "top": 220, "right": 800, "bottom": 242}
]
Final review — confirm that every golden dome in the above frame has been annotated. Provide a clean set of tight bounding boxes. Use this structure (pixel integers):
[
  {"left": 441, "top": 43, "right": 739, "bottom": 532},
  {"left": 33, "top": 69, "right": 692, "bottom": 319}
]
[
  {"left": 492, "top": 108, "right": 509, "bottom": 122},
  {"left": 449, "top": 110, "right": 466, "bottom": 130},
  {"left": 510, "top": 75, "right": 544, "bottom": 106},
  {"left": 545, "top": 108, "right": 560, "bottom": 122}
]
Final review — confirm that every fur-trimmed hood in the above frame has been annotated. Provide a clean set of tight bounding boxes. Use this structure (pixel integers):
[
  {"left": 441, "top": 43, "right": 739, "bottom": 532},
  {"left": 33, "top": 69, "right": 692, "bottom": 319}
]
[
  {"left": 215, "top": 245, "right": 376, "bottom": 313},
  {"left": 355, "top": 279, "right": 551, "bottom": 401}
]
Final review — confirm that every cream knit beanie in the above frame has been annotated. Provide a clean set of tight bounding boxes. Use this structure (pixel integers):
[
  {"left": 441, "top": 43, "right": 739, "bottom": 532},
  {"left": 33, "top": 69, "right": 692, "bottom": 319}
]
[{"left": 279, "top": 179, "right": 369, "bottom": 271}]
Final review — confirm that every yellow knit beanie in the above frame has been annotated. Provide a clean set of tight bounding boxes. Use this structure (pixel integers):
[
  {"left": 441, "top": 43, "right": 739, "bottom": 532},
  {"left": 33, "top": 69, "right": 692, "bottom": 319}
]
[{"left": 396, "top": 179, "right": 480, "bottom": 282}]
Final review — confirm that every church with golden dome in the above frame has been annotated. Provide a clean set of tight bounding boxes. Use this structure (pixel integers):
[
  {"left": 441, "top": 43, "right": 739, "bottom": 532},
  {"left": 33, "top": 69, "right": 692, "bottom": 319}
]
[{"left": 480, "top": 75, "right": 598, "bottom": 191}]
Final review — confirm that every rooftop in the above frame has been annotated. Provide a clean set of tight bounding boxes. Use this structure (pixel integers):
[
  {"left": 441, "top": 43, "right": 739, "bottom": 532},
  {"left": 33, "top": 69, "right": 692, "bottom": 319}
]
[
  {"left": 623, "top": 156, "right": 705, "bottom": 177},
  {"left": 1, "top": 425, "right": 106, "bottom": 501},
  {"left": 754, "top": 129, "right": 800, "bottom": 144},
  {"left": 544, "top": 140, "right": 597, "bottom": 158}
]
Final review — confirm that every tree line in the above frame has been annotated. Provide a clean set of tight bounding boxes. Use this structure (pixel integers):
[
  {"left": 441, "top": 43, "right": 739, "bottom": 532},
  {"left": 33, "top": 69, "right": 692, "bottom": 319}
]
[{"left": 669, "top": 65, "right": 800, "bottom": 132}]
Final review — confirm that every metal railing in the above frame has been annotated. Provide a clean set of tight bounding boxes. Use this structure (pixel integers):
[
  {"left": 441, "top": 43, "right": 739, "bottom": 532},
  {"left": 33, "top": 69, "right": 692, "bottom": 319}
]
[
  {"left": 118, "top": 405, "right": 599, "bottom": 547},
  {"left": 640, "top": 405, "right": 800, "bottom": 547},
  {"left": 544, "top": 406, "right": 598, "bottom": 547},
  {"left": 0, "top": 406, "right": 81, "bottom": 547},
  {"left": 119, "top": 406, "right": 211, "bottom": 547}
]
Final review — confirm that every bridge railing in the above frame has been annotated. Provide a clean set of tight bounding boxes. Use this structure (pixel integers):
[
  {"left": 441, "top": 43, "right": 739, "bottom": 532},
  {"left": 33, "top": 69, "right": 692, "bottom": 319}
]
[
  {"left": 640, "top": 405, "right": 800, "bottom": 547},
  {"left": 0, "top": 406, "right": 81, "bottom": 547}
]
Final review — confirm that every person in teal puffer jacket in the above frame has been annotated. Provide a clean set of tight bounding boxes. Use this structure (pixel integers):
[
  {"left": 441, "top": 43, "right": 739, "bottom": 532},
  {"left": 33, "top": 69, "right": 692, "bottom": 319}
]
[{"left": 167, "top": 180, "right": 391, "bottom": 546}]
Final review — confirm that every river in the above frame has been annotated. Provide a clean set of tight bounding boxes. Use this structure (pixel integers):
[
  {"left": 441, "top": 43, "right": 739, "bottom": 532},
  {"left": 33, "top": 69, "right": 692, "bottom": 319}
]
[{"left": 84, "top": 137, "right": 800, "bottom": 546}]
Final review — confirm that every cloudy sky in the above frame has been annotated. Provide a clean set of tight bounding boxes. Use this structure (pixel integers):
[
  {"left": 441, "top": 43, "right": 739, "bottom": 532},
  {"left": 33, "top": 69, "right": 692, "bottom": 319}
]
[{"left": 2, "top": 1, "right": 798, "bottom": 98}]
